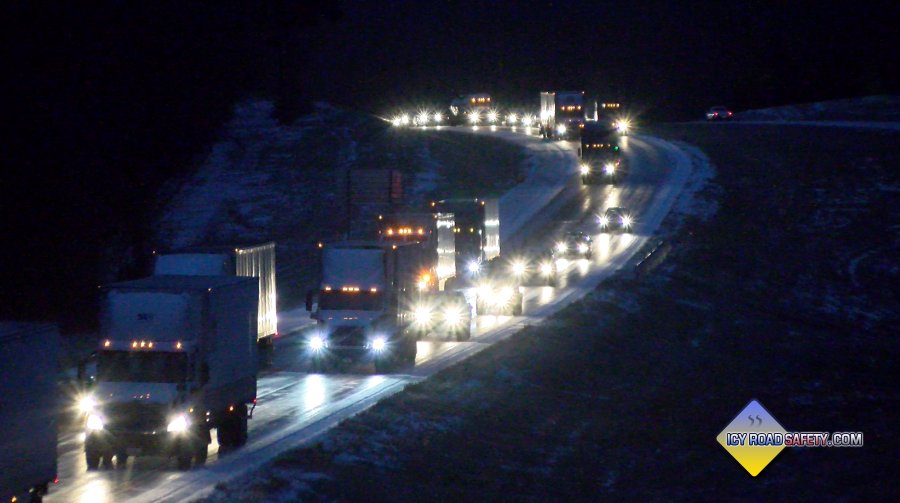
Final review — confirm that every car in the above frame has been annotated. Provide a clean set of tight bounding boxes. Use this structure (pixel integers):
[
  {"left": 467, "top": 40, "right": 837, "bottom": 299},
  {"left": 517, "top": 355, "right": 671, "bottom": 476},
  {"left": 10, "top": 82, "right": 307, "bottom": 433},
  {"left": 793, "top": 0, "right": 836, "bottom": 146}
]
[
  {"left": 706, "top": 106, "right": 733, "bottom": 120},
  {"left": 552, "top": 231, "right": 593, "bottom": 259},
  {"left": 474, "top": 257, "right": 525, "bottom": 315},
  {"left": 410, "top": 291, "right": 472, "bottom": 341},
  {"left": 599, "top": 207, "right": 634, "bottom": 233}
]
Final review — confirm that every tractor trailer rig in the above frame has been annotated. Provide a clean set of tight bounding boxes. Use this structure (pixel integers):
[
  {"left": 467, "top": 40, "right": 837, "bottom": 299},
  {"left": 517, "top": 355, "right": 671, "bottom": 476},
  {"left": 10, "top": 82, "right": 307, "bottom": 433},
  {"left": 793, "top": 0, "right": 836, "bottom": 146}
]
[
  {"left": 306, "top": 241, "right": 429, "bottom": 372},
  {"left": 83, "top": 275, "right": 259, "bottom": 470},
  {"left": 430, "top": 197, "right": 500, "bottom": 286},
  {"left": 579, "top": 122, "right": 625, "bottom": 185},
  {"left": 540, "top": 91, "right": 587, "bottom": 140}
]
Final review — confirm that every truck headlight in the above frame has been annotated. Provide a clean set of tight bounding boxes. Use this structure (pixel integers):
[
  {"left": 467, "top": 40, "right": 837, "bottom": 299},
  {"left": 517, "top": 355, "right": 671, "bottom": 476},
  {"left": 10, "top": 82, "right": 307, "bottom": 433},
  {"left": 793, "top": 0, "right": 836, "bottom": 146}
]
[
  {"left": 604, "top": 163, "right": 616, "bottom": 175},
  {"left": 417, "top": 111, "right": 430, "bottom": 125},
  {"left": 433, "top": 112, "right": 442, "bottom": 123},
  {"left": 487, "top": 110, "right": 498, "bottom": 123},
  {"left": 621, "top": 216, "right": 632, "bottom": 228},
  {"left": 477, "top": 285, "right": 492, "bottom": 298},
  {"left": 511, "top": 260, "right": 527, "bottom": 277},
  {"left": 617, "top": 120, "right": 630, "bottom": 133},
  {"left": 443, "top": 307, "right": 462, "bottom": 325},
  {"left": 86, "top": 413, "right": 104, "bottom": 431},
  {"left": 556, "top": 124, "right": 567, "bottom": 135},
  {"left": 555, "top": 242, "right": 568, "bottom": 253},
  {"left": 598, "top": 216, "right": 609, "bottom": 227},
  {"left": 578, "top": 243, "right": 589, "bottom": 254},
  {"left": 79, "top": 395, "right": 97, "bottom": 414},
  {"left": 497, "top": 287, "right": 513, "bottom": 304},
  {"left": 371, "top": 336, "right": 387, "bottom": 352},
  {"left": 166, "top": 414, "right": 190, "bottom": 433},
  {"left": 468, "top": 112, "right": 480, "bottom": 124},
  {"left": 522, "top": 116, "right": 533, "bottom": 127},
  {"left": 467, "top": 261, "right": 481, "bottom": 274},
  {"left": 414, "top": 306, "right": 432, "bottom": 324},
  {"left": 309, "top": 334, "right": 326, "bottom": 351},
  {"left": 580, "top": 164, "right": 590, "bottom": 175},
  {"left": 540, "top": 262, "right": 554, "bottom": 276}
]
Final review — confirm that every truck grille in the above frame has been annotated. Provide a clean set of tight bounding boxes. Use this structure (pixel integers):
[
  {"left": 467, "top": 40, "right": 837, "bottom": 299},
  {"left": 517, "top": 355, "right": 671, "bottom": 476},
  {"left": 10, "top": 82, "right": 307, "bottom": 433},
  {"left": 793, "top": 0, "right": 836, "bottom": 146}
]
[
  {"left": 103, "top": 402, "right": 168, "bottom": 432},
  {"left": 330, "top": 326, "right": 367, "bottom": 347}
]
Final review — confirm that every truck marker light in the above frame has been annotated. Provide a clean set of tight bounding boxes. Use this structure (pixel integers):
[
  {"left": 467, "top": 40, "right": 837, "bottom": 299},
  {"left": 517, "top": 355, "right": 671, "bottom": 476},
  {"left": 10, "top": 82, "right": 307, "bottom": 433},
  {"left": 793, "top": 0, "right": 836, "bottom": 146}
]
[
  {"left": 176, "top": 342, "right": 183, "bottom": 350},
  {"left": 140, "top": 340, "right": 146, "bottom": 348},
  {"left": 148, "top": 342, "right": 153, "bottom": 348},
  {"left": 86, "top": 413, "right": 104, "bottom": 431},
  {"left": 324, "top": 286, "right": 332, "bottom": 291},
  {"left": 104, "top": 340, "right": 111, "bottom": 347},
  {"left": 132, "top": 341, "right": 138, "bottom": 348},
  {"left": 318, "top": 242, "right": 324, "bottom": 248},
  {"left": 229, "top": 405, "right": 234, "bottom": 412},
  {"left": 370, "top": 287, "right": 378, "bottom": 293}
]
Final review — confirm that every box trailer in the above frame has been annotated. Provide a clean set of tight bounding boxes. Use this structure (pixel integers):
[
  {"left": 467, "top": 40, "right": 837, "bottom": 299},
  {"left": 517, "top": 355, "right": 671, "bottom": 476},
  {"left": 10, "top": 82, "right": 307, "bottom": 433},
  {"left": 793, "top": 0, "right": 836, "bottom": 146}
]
[
  {"left": 1, "top": 323, "right": 59, "bottom": 503},
  {"left": 153, "top": 242, "right": 277, "bottom": 344}
]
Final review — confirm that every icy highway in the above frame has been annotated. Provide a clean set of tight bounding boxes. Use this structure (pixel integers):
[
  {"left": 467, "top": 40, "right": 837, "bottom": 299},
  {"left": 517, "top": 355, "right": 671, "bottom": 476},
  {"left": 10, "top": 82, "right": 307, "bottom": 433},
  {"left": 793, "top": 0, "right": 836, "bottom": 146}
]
[{"left": 46, "top": 128, "right": 693, "bottom": 502}]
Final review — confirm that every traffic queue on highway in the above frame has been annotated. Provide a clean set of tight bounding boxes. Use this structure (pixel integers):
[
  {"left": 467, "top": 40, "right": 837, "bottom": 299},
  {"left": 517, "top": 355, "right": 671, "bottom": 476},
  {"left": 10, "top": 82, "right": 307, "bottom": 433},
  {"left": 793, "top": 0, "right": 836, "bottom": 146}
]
[{"left": 3, "top": 90, "right": 637, "bottom": 502}]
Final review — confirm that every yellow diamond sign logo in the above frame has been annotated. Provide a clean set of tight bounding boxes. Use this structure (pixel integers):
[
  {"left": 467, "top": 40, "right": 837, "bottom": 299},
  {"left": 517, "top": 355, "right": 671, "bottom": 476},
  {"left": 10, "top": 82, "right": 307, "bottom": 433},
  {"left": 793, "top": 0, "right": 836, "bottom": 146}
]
[{"left": 717, "top": 400, "right": 787, "bottom": 476}]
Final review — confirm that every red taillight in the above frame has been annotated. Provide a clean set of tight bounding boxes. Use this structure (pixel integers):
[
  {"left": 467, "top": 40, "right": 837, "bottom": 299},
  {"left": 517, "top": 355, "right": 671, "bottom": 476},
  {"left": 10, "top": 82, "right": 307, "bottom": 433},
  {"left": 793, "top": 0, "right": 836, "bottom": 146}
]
[
  {"left": 728, "top": 112, "right": 733, "bottom": 116},
  {"left": 54, "top": 476, "right": 60, "bottom": 484}
]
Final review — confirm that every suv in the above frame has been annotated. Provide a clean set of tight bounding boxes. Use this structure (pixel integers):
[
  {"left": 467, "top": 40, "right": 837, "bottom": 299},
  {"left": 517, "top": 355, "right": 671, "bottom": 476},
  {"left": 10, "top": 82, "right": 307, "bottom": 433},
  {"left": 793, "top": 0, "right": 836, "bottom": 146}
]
[
  {"left": 599, "top": 207, "right": 634, "bottom": 233},
  {"left": 706, "top": 106, "right": 733, "bottom": 120},
  {"left": 552, "top": 231, "right": 593, "bottom": 259},
  {"left": 410, "top": 291, "right": 472, "bottom": 341}
]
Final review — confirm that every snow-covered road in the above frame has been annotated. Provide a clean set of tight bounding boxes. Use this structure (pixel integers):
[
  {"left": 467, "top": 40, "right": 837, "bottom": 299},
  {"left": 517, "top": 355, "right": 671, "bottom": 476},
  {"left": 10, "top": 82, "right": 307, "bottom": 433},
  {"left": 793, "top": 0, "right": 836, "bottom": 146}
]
[{"left": 46, "top": 129, "right": 695, "bottom": 503}]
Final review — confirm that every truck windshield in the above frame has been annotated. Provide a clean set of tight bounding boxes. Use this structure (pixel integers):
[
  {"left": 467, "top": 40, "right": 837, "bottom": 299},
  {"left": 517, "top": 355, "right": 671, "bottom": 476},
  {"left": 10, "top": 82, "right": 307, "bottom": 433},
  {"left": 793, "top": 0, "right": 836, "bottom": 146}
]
[
  {"left": 319, "top": 291, "right": 383, "bottom": 311},
  {"left": 98, "top": 351, "right": 188, "bottom": 383}
]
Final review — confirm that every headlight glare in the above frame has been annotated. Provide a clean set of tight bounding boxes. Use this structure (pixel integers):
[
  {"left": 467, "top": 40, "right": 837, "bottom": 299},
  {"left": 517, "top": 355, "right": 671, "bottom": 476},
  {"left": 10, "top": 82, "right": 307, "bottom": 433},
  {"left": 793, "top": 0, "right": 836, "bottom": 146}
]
[
  {"left": 167, "top": 414, "right": 190, "bottom": 433},
  {"left": 86, "top": 413, "right": 104, "bottom": 431},
  {"left": 372, "top": 336, "right": 387, "bottom": 352}
]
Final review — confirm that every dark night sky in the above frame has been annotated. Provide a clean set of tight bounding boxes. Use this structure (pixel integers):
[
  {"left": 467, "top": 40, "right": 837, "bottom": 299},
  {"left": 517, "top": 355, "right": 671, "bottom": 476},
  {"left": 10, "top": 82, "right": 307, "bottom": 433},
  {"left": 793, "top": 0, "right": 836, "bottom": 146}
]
[{"left": 2, "top": 0, "right": 896, "bottom": 328}]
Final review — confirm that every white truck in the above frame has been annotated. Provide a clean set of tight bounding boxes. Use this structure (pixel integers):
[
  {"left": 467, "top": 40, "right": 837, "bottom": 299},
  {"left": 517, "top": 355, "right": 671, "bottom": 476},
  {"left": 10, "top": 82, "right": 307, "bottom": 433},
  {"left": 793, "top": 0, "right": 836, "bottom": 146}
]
[
  {"left": 153, "top": 242, "right": 277, "bottom": 346},
  {"left": 306, "top": 242, "right": 424, "bottom": 372},
  {"left": 83, "top": 275, "right": 258, "bottom": 470},
  {"left": 1, "top": 323, "right": 59, "bottom": 503},
  {"left": 540, "top": 91, "right": 586, "bottom": 140}
]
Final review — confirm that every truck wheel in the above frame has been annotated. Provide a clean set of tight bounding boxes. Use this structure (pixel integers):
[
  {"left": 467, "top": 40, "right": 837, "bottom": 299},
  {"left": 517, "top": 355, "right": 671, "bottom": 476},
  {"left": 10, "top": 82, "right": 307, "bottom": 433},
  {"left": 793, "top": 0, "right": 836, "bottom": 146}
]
[
  {"left": 115, "top": 451, "right": 128, "bottom": 469},
  {"left": 512, "top": 300, "right": 523, "bottom": 316},
  {"left": 194, "top": 438, "right": 208, "bottom": 465},
  {"left": 85, "top": 449, "right": 101, "bottom": 470},
  {"left": 217, "top": 423, "right": 233, "bottom": 449},
  {"left": 456, "top": 326, "right": 471, "bottom": 342},
  {"left": 101, "top": 454, "right": 114, "bottom": 469},
  {"left": 236, "top": 405, "right": 248, "bottom": 447},
  {"left": 176, "top": 449, "right": 192, "bottom": 470},
  {"left": 29, "top": 490, "right": 44, "bottom": 503}
]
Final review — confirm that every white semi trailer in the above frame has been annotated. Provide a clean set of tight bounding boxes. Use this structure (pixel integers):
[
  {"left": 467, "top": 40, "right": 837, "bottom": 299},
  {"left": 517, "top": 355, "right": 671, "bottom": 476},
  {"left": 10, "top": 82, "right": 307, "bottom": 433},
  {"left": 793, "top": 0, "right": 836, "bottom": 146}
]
[
  {"left": 1, "top": 323, "right": 59, "bottom": 503},
  {"left": 153, "top": 242, "right": 277, "bottom": 345},
  {"left": 84, "top": 275, "right": 258, "bottom": 470}
]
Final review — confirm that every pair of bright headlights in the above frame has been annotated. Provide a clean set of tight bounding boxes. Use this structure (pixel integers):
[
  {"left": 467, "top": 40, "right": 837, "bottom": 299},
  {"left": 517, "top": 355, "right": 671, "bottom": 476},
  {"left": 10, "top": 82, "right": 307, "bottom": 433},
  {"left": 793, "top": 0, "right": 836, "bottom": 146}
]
[
  {"left": 83, "top": 406, "right": 190, "bottom": 434},
  {"left": 579, "top": 163, "right": 616, "bottom": 175},
  {"left": 308, "top": 334, "right": 387, "bottom": 352}
]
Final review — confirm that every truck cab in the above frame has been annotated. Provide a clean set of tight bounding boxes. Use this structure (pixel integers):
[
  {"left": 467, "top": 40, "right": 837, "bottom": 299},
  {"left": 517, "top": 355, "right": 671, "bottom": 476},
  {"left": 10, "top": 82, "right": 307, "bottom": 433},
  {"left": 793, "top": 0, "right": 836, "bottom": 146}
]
[
  {"left": 307, "top": 242, "right": 419, "bottom": 372},
  {"left": 84, "top": 276, "right": 258, "bottom": 470},
  {"left": 580, "top": 122, "right": 624, "bottom": 185}
]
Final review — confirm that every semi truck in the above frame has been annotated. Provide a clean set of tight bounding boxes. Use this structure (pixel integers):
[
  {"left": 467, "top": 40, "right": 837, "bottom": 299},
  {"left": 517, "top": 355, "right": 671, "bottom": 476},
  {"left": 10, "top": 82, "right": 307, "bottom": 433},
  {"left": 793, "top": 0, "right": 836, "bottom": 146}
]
[
  {"left": 378, "top": 212, "right": 456, "bottom": 290},
  {"left": 448, "top": 93, "right": 493, "bottom": 126},
  {"left": 431, "top": 198, "right": 500, "bottom": 285},
  {"left": 1, "top": 323, "right": 59, "bottom": 503},
  {"left": 84, "top": 275, "right": 259, "bottom": 470},
  {"left": 579, "top": 122, "right": 625, "bottom": 185},
  {"left": 152, "top": 242, "right": 277, "bottom": 346},
  {"left": 474, "top": 257, "right": 525, "bottom": 316},
  {"left": 540, "top": 91, "right": 587, "bottom": 140},
  {"left": 306, "top": 241, "right": 425, "bottom": 372}
]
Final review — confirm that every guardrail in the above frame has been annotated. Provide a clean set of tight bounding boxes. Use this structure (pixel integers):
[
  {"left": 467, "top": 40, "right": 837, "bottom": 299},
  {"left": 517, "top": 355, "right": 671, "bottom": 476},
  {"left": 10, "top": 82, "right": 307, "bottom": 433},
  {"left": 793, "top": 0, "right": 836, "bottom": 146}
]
[{"left": 634, "top": 240, "right": 672, "bottom": 279}]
